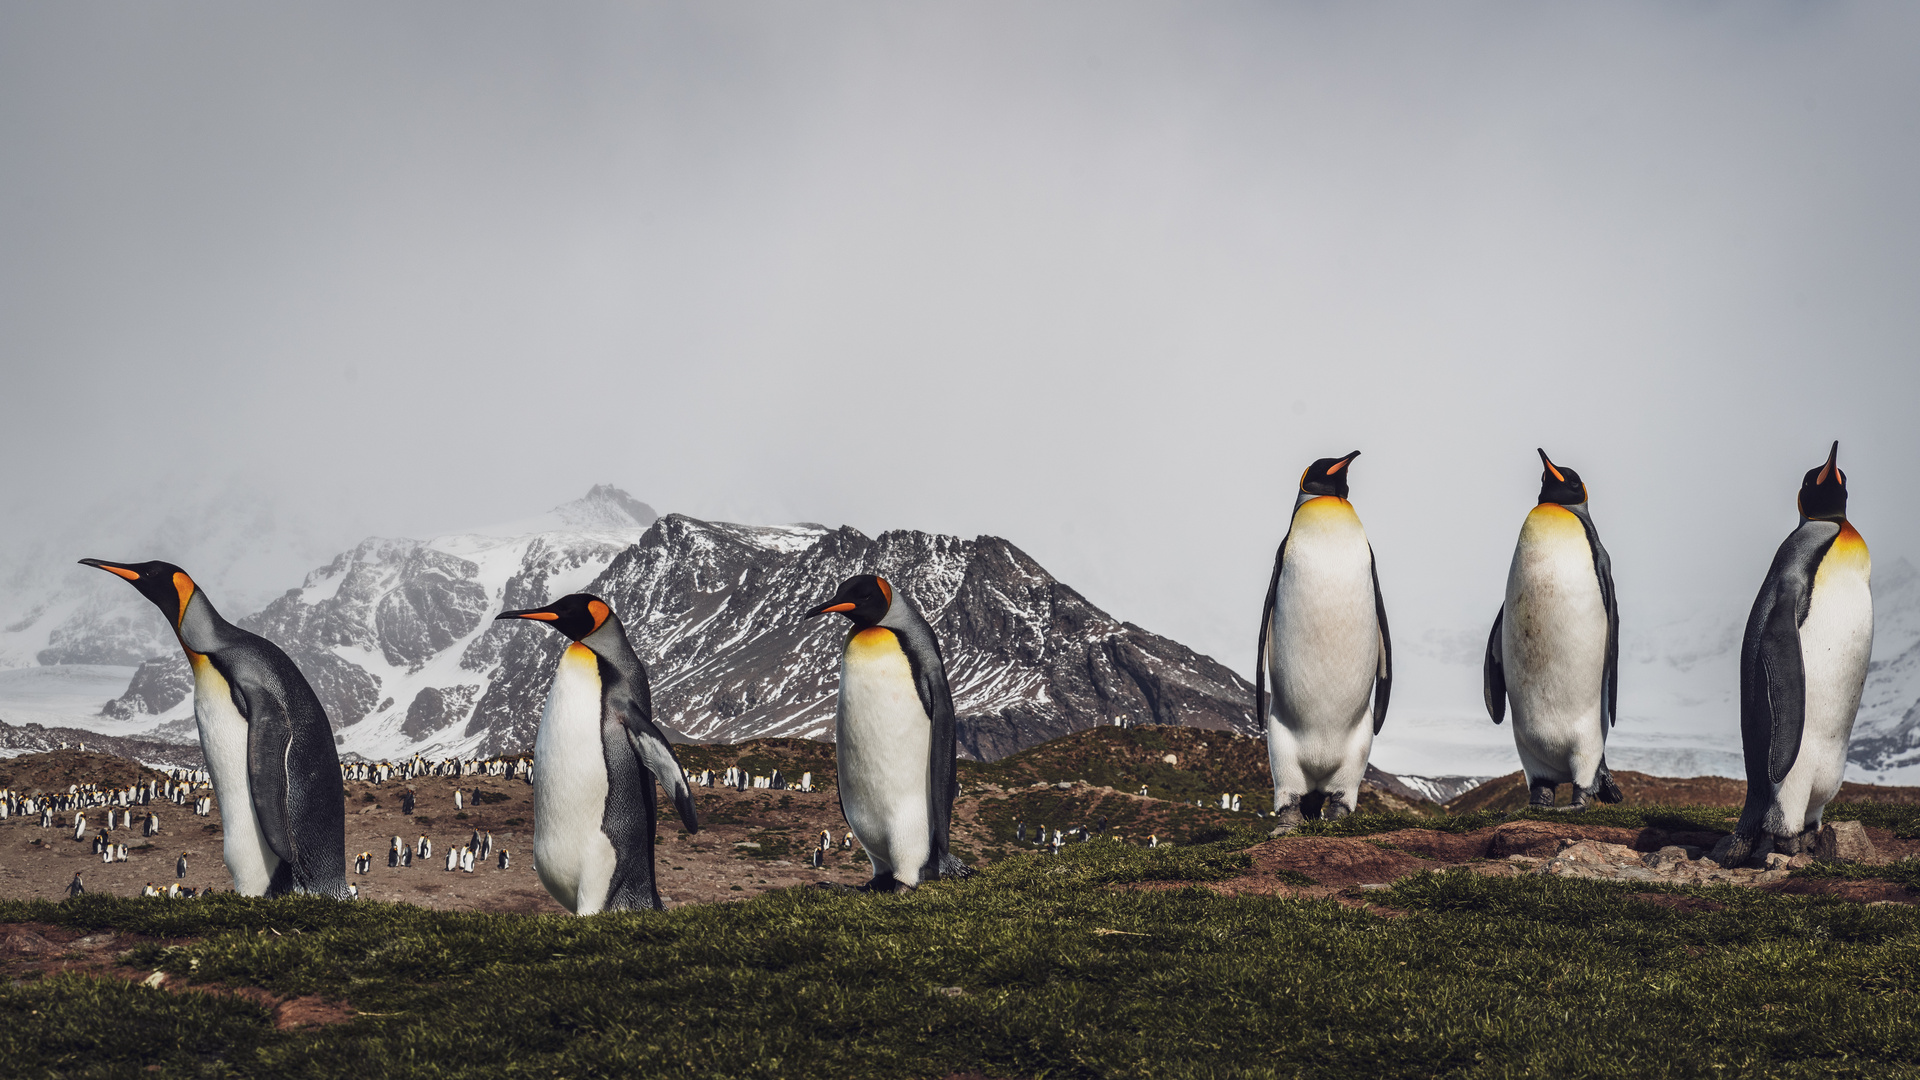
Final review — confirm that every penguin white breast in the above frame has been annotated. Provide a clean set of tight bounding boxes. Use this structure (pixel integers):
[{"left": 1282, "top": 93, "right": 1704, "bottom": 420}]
[
  {"left": 1790, "top": 525, "right": 1873, "bottom": 791},
  {"left": 1503, "top": 504, "right": 1608, "bottom": 741},
  {"left": 836, "top": 628, "right": 933, "bottom": 881},
  {"left": 1267, "top": 497, "right": 1380, "bottom": 733},
  {"left": 532, "top": 644, "right": 617, "bottom": 915},
  {"left": 189, "top": 654, "right": 282, "bottom": 896}
]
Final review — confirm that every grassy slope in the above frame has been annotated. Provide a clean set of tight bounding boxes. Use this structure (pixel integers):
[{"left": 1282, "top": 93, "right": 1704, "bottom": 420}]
[{"left": 8, "top": 838, "right": 1920, "bottom": 1079}]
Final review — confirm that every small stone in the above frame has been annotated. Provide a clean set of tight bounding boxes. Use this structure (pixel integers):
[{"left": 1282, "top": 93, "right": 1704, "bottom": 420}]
[
  {"left": 141, "top": 971, "right": 168, "bottom": 989},
  {"left": 1813, "top": 821, "right": 1880, "bottom": 865},
  {"left": 1358, "top": 883, "right": 1390, "bottom": 892},
  {"left": 1764, "top": 853, "right": 1792, "bottom": 871}
]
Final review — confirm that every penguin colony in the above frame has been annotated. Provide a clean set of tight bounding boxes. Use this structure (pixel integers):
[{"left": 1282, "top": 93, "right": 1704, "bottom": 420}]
[{"left": 41, "top": 440, "right": 1872, "bottom": 908}]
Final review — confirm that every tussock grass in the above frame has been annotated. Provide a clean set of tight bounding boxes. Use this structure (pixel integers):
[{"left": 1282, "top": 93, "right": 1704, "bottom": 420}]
[
  {"left": 1295, "top": 804, "right": 1739, "bottom": 838},
  {"left": 1824, "top": 803, "right": 1920, "bottom": 839},
  {"left": 8, "top": 827, "right": 1920, "bottom": 1078},
  {"left": 1791, "top": 858, "right": 1920, "bottom": 889}
]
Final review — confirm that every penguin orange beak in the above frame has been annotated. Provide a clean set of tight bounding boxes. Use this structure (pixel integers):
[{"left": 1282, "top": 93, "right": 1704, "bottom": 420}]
[
  {"left": 495, "top": 608, "right": 560, "bottom": 621},
  {"left": 78, "top": 559, "right": 141, "bottom": 582},
  {"left": 805, "top": 602, "right": 857, "bottom": 620},
  {"left": 1537, "top": 448, "right": 1566, "bottom": 483},
  {"left": 1816, "top": 440, "right": 1839, "bottom": 485},
  {"left": 1324, "top": 450, "right": 1361, "bottom": 476}
]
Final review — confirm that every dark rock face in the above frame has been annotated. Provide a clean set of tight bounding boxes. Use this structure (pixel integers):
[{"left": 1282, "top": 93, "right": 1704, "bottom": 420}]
[
  {"left": 403, "top": 685, "right": 479, "bottom": 742},
  {"left": 371, "top": 548, "right": 488, "bottom": 669},
  {"left": 467, "top": 515, "right": 1256, "bottom": 760},
  {"left": 100, "top": 655, "right": 194, "bottom": 718},
  {"left": 277, "top": 644, "right": 383, "bottom": 730}
]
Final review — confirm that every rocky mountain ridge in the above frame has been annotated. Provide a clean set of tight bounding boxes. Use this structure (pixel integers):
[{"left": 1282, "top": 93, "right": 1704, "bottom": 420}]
[{"left": 89, "top": 487, "right": 1258, "bottom": 762}]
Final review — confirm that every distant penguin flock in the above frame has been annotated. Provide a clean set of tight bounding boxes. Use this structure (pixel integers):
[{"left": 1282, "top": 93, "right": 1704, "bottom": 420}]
[{"left": 54, "top": 440, "right": 1873, "bottom": 911}]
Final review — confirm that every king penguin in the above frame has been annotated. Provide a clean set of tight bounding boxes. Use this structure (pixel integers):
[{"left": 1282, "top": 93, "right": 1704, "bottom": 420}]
[
  {"left": 496, "top": 593, "right": 697, "bottom": 914},
  {"left": 81, "top": 559, "right": 349, "bottom": 897},
  {"left": 805, "top": 574, "right": 971, "bottom": 892},
  {"left": 1482, "top": 450, "right": 1624, "bottom": 810},
  {"left": 1715, "top": 442, "right": 1873, "bottom": 865},
  {"left": 1255, "top": 451, "right": 1392, "bottom": 831}
]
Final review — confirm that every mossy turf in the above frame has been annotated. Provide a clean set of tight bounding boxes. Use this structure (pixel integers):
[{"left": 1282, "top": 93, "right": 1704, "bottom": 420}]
[
  {"left": 1292, "top": 804, "right": 1742, "bottom": 838},
  {"left": 8, "top": 830, "right": 1920, "bottom": 1080}
]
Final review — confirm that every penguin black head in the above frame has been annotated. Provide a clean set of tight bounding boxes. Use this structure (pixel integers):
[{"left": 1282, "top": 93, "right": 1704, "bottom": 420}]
[
  {"left": 1535, "top": 449, "right": 1588, "bottom": 506},
  {"left": 78, "top": 559, "right": 197, "bottom": 627},
  {"left": 1797, "top": 441, "right": 1849, "bottom": 522},
  {"left": 496, "top": 593, "right": 613, "bottom": 642},
  {"left": 1299, "top": 451, "right": 1361, "bottom": 498},
  {"left": 804, "top": 575, "right": 892, "bottom": 628}
]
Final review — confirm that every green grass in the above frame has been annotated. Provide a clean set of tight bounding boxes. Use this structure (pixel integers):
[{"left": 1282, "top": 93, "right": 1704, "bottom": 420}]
[
  {"left": 7, "top": 830, "right": 1920, "bottom": 1078},
  {"left": 1293, "top": 804, "right": 1740, "bottom": 838},
  {"left": 1825, "top": 803, "right": 1920, "bottom": 839},
  {"left": 1791, "top": 858, "right": 1920, "bottom": 889}
]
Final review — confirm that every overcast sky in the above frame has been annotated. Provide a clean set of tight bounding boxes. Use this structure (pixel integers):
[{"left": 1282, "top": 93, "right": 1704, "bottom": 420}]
[{"left": 3, "top": 2, "right": 1916, "bottom": 682}]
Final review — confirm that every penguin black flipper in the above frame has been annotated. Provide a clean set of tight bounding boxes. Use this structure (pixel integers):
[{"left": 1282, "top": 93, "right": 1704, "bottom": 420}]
[
  {"left": 1740, "top": 522, "right": 1839, "bottom": 794},
  {"left": 216, "top": 637, "right": 350, "bottom": 899},
  {"left": 895, "top": 615, "right": 970, "bottom": 880},
  {"left": 1369, "top": 546, "right": 1392, "bottom": 734},
  {"left": 1483, "top": 608, "right": 1506, "bottom": 725},
  {"left": 1254, "top": 534, "right": 1288, "bottom": 728},
  {"left": 1573, "top": 508, "right": 1621, "bottom": 728},
  {"left": 612, "top": 688, "right": 699, "bottom": 834}
]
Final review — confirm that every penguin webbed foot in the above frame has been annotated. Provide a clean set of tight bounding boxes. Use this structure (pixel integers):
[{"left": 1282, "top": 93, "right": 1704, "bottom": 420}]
[
  {"left": 1528, "top": 781, "right": 1558, "bottom": 809},
  {"left": 1268, "top": 800, "right": 1306, "bottom": 837},
  {"left": 1707, "top": 831, "right": 1770, "bottom": 869},
  {"left": 1776, "top": 831, "right": 1807, "bottom": 857},
  {"left": 859, "top": 876, "right": 916, "bottom": 895},
  {"left": 1320, "top": 795, "right": 1353, "bottom": 822}
]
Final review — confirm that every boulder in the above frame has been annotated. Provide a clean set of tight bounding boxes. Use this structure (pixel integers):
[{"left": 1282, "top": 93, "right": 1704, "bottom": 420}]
[{"left": 1813, "top": 820, "right": 1881, "bottom": 865}]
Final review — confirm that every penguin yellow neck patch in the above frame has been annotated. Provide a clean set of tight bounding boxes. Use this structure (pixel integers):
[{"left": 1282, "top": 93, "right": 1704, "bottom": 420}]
[
  {"left": 1827, "top": 522, "right": 1870, "bottom": 569},
  {"left": 847, "top": 627, "right": 900, "bottom": 657}
]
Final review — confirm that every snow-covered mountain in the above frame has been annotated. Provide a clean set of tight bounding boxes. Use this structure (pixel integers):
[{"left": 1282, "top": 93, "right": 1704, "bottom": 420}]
[{"left": 72, "top": 487, "right": 1257, "bottom": 762}]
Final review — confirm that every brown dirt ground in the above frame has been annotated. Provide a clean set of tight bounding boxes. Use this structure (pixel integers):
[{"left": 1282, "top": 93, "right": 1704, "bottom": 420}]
[
  {"left": 0, "top": 744, "right": 1284, "bottom": 909},
  {"left": 0, "top": 921, "right": 353, "bottom": 1028},
  {"left": 1127, "top": 820, "right": 1920, "bottom": 908}
]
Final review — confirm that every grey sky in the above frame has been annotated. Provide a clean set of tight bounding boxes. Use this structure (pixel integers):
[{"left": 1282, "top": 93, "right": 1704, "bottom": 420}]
[{"left": 3, "top": 3, "right": 1916, "bottom": 689}]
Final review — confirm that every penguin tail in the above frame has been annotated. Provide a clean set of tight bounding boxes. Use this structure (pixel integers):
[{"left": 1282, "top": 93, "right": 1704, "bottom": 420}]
[{"left": 1594, "top": 763, "right": 1624, "bottom": 805}]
